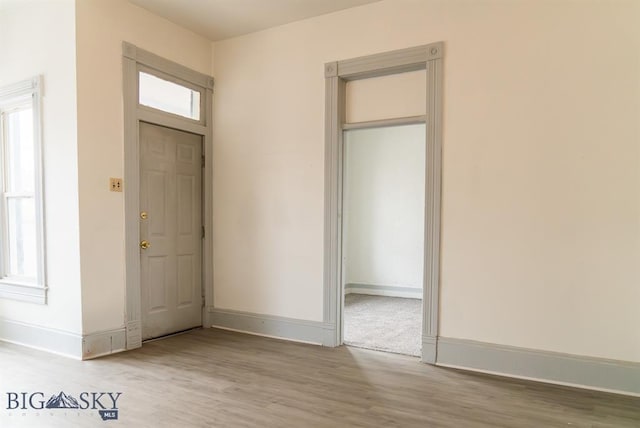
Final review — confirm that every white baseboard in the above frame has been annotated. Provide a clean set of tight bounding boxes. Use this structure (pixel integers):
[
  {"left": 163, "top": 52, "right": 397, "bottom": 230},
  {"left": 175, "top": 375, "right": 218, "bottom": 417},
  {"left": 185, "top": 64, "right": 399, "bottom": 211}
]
[
  {"left": 82, "top": 328, "right": 127, "bottom": 359},
  {"left": 0, "top": 318, "right": 127, "bottom": 360},
  {"left": 437, "top": 337, "right": 640, "bottom": 397},
  {"left": 0, "top": 318, "right": 82, "bottom": 359},
  {"left": 208, "top": 307, "right": 335, "bottom": 346},
  {"left": 125, "top": 320, "right": 142, "bottom": 350},
  {"left": 345, "top": 283, "right": 422, "bottom": 299}
]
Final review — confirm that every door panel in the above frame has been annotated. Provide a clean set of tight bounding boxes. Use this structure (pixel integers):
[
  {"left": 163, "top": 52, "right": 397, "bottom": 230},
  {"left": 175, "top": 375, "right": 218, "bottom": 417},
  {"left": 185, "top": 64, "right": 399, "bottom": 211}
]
[{"left": 140, "top": 122, "right": 203, "bottom": 340}]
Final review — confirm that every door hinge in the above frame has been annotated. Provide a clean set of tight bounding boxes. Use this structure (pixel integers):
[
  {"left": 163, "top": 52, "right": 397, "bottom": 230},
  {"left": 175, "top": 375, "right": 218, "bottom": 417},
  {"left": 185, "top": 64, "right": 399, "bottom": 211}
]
[
  {"left": 201, "top": 226, "right": 205, "bottom": 239},
  {"left": 201, "top": 155, "right": 205, "bottom": 168}
]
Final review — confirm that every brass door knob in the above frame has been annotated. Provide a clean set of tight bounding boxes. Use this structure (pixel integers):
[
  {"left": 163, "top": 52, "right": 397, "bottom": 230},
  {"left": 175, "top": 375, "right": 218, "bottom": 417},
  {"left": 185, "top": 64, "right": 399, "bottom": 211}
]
[{"left": 140, "top": 240, "right": 151, "bottom": 250}]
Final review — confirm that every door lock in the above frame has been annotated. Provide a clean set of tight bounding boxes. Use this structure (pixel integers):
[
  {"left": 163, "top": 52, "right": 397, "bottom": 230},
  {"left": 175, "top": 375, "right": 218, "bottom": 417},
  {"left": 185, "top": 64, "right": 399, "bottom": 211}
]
[{"left": 140, "top": 240, "right": 151, "bottom": 250}]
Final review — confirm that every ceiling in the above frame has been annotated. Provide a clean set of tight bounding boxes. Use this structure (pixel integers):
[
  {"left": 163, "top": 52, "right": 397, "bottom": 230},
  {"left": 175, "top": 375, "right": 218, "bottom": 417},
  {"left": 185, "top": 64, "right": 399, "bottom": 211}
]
[{"left": 128, "top": 0, "right": 381, "bottom": 42}]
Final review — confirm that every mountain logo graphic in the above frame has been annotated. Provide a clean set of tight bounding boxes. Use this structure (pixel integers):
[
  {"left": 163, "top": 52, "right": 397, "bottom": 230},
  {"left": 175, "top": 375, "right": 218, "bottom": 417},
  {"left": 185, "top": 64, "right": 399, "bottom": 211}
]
[{"left": 45, "top": 391, "right": 80, "bottom": 409}]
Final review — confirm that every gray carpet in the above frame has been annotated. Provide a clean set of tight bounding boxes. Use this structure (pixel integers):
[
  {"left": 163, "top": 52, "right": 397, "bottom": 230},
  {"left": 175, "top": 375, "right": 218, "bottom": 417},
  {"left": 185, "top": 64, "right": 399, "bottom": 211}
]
[{"left": 344, "top": 294, "right": 422, "bottom": 357}]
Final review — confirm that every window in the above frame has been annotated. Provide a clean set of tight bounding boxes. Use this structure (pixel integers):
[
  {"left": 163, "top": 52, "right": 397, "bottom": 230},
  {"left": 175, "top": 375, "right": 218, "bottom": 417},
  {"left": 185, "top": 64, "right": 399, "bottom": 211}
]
[
  {"left": 0, "top": 77, "right": 46, "bottom": 304},
  {"left": 139, "top": 71, "right": 201, "bottom": 121}
]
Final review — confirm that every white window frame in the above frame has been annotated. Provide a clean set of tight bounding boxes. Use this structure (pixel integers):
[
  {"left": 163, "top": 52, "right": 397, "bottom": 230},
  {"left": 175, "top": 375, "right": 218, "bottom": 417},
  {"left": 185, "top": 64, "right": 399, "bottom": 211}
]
[{"left": 0, "top": 76, "right": 47, "bottom": 304}]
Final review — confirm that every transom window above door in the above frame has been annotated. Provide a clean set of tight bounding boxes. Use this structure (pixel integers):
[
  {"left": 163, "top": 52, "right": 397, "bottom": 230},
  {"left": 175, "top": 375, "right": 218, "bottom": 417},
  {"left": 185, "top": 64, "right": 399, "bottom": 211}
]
[{"left": 138, "top": 70, "right": 202, "bottom": 121}]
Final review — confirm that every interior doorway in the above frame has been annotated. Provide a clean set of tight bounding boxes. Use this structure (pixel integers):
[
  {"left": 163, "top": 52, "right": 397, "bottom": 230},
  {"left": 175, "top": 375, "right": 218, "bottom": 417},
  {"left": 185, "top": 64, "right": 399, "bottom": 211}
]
[
  {"left": 324, "top": 42, "right": 443, "bottom": 362},
  {"left": 341, "top": 124, "right": 426, "bottom": 356},
  {"left": 139, "top": 122, "right": 203, "bottom": 340}
]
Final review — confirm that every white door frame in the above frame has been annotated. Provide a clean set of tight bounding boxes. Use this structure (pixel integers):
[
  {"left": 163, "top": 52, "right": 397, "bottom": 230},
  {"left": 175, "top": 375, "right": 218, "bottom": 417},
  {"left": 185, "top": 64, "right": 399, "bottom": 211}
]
[
  {"left": 323, "top": 42, "right": 444, "bottom": 363},
  {"left": 122, "top": 42, "right": 214, "bottom": 350}
]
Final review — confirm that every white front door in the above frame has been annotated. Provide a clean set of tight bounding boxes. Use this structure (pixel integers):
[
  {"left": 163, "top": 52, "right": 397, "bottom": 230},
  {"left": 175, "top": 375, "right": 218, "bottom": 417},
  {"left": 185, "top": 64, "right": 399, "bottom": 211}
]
[{"left": 139, "top": 122, "right": 203, "bottom": 340}]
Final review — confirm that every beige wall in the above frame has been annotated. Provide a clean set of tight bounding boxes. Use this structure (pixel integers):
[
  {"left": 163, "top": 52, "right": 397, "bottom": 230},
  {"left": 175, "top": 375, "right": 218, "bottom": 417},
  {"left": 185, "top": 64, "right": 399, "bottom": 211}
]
[
  {"left": 212, "top": 0, "right": 640, "bottom": 362},
  {"left": 0, "top": 0, "right": 82, "bottom": 334},
  {"left": 75, "top": 0, "right": 212, "bottom": 334}
]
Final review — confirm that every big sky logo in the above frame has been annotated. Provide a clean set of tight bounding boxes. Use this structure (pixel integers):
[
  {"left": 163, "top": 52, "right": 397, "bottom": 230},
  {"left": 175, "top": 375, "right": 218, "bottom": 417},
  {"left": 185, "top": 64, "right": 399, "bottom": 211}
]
[{"left": 6, "top": 391, "right": 122, "bottom": 421}]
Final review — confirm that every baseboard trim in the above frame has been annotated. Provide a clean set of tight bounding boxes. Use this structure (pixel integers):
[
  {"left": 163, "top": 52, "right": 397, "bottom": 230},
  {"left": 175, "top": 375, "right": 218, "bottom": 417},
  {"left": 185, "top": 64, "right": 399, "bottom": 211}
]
[
  {"left": 82, "top": 328, "right": 127, "bottom": 360},
  {"left": 125, "top": 320, "right": 142, "bottom": 350},
  {"left": 208, "top": 307, "right": 335, "bottom": 346},
  {"left": 422, "top": 335, "right": 437, "bottom": 363},
  {"left": 0, "top": 318, "right": 82, "bottom": 359},
  {"left": 437, "top": 337, "right": 640, "bottom": 397},
  {"left": 345, "top": 283, "right": 422, "bottom": 299}
]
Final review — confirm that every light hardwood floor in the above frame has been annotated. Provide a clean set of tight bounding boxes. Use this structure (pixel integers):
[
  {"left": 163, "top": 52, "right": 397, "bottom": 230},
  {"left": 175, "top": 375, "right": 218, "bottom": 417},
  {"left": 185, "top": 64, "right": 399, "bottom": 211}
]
[{"left": 1, "top": 328, "right": 639, "bottom": 427}]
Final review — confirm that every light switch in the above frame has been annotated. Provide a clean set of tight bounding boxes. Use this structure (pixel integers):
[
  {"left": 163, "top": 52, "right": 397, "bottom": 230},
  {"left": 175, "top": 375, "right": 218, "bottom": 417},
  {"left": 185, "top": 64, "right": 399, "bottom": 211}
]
[{"left": 110, "top": 178, "right": 123, "bottom": 192}]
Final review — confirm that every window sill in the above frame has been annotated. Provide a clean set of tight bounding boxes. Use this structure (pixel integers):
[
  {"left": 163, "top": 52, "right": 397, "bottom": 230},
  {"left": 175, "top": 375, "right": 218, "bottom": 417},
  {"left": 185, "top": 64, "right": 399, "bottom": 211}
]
[{"left": 0, "top": 281, "right": 47, "bottom": 304}]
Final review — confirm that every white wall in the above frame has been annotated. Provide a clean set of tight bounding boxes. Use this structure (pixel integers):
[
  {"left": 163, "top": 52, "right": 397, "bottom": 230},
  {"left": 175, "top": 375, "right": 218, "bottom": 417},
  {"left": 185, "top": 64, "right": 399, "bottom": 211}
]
[
  {"left": 343, "top": 125, "right": 425, "bottom": 293},
  {"left": 212, "top": 0, "right": 640, "bottom": 362},
  {"left": 0, "top": 0, "right": 82, "bottom": 335},
  {"left": 75, "top": 0, "right": 212, "bottom": 334}
]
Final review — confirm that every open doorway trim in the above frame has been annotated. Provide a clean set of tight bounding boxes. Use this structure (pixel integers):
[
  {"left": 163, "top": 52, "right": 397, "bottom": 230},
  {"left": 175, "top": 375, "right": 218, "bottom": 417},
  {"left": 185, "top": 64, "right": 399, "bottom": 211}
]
[
  {"left": 323, "top": 42, "right": 443, "bottom": 363},
  {"left": 122, "top": 42, "right": 215, "bottom": 350}
]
